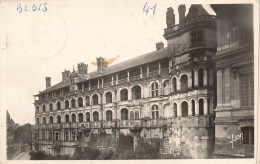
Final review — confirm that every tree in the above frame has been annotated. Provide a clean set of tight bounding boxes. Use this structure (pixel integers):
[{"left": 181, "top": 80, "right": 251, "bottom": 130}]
[{"left": 14, "top": 123, "right": 32, "bottom": 145}]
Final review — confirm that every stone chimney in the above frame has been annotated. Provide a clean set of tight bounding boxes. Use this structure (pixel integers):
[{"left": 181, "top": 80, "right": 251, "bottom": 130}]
[
  {"left": 77, "top": 62, "right": 88, "bottom": 74},
  {"left": 166, "top": 7, "right": 175, "bottom": 27},
  {"left": 178, "top": 5, "right": 186, "bottom": 23},
  {"left": 156, "top": 42, "right": 164, "bottom": 50},
  {"left": 46, "top": 77, "right": 51, "bottom": 89},
  {"left": 97, "top": 57, "right": 108, "bottom": 73},
  {"left": 62, "top": 69, "right": 71, "bottom": 82}
]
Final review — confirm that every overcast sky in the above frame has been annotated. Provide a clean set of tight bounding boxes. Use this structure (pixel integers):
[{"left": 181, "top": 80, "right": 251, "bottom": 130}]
[{"left": 1, "top": 0, "right": 215, "bottom": 124}]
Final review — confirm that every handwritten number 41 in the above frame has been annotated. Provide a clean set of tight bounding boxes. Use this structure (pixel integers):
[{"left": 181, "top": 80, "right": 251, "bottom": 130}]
[{"left": 143, "top": 2, "right": 157, "bottom": 15}]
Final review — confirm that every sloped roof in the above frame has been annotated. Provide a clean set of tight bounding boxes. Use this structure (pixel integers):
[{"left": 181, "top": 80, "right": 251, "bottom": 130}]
[
  {"left": 185, "top": 5, "right": 209, "bottom": 19},
  {"left": 38, "top": 48, "right": 173, "bottom": 95}
]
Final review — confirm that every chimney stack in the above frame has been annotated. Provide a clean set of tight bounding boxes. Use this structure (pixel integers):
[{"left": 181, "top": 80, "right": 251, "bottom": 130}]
[
  {"left": 97, "top": 57, "right": 108, "bottom": 73},
  {"left": 178, "top": 5, "right": 186, "bottom": 23},
  {"left": 166, "top": 7, "right": 175, "bottom": 27},
  {"left": 46, "top": 77, "right": 51, "bottom": 89},
  {"left": 156, "top": 42, "right": 164, "bottom": 50},
  {"left": 62, "top": 70, "right": 71, "bottom": 82}
]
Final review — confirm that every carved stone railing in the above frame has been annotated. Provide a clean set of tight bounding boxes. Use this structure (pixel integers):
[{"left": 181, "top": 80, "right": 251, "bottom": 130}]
[
  {"left": 164, "top": 15, "right": 216, "bottom": 34},
  {"left": 92, "top": 121, "right": 101, "bottom": 128},
  {"left": 129, "top": 75, "right": 141, "bottom": 82},
  {"left": 118, "top": 78, "right": 127, "bottom": 85},
  {"left": 103, "top": 121, "right": 116, "bottom": 128},
  {"left": 171, "top": 115, "right": 214, "bottom": 128}
]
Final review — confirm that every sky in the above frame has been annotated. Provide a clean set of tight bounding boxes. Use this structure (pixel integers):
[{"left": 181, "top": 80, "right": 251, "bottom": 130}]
[{"left": 1, "top": 0, "right": 216, "bottom": 124}]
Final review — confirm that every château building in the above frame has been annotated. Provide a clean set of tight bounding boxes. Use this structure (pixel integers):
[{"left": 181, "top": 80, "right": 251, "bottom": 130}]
[
  {"left": 32, "top": 4, "right": 218, "bottom": 158},
  {"left": 211, "top": 4, "right": 254, "bottom": 158}
]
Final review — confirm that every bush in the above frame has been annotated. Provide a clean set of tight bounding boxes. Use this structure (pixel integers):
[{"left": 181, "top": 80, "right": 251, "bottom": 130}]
[{"left": 98, "top": 149, "right": 114, "bottom": 159}]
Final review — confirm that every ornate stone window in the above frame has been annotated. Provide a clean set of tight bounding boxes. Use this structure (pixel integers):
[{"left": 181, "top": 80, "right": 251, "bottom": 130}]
[
  {"left": 106, "top": 92, "right": 112, "bottom": 103},
  {"left": 57, "top": 115, "right": 61, "bottom": 123},
  {"left": 86, "top": 112, "right": 90, "bottom": 122},
  {"left": 85, "top": 96, "right": 90, "bottom": 106},
  {"left": 191, "top": 100, "right": 195, "bottom": 116},
  {"left": 42, "top": 117, "right": 46, "bottom": 124},
  {"left": 42, "top": 131, "right": 45, "bottom": 140},
  {"left": 172, "top": 77, "right": 177, "bottom": 93},
  {"left": 120, "top": 89, "right": 128, "bottom": 101},
  {"left": 49, "top": 103, "right": 53, "bottom": 111},
  {"left": 106, "top": 110, "right": 113, "bottom": 121},
  {"left": 65, "top": 131, "right": 69, "bottom": 141},
  {"left": 190, "top": 30, "right": 203, "bottom": 47},
  {"left": 78, "top": 97, "right": 83, "bottom": 107},
  {"left": 55, "top": 132, "right": 59, "bottom": 141},
  {"left": 152, "top": 105, "right": 159, "bottom": 119},
  {"left": 241, "top": 126, "right": 254, "bottom": 145},
  {"left": 71, "top": 99, "right": 76, "bottom": 108},
  {"left": 71, "top": 131, "right": 76, "bottom": 141},
  {"left": 132, "top": 86, "right": 141, "bottom": 100},
  {"left": 65, "top": 114, "right": 70, "bottom": 123},
  {"left": 121, "top": 108, "right": 128, "bottom": 120},
  {"left": 49, "top": 116, "right": 53, "bottom": 124},
  {"left": 93, "top": 111, "right": 99, "bottom": 122},
  {"left": 65, "top": 100, "right": 69, "bottom": 109},
  {"left": 199, "top": 99, "right": 204, "bottom": 115},
  {"left": 240, "top": 73, "right": 254, "bottom": 107},
  {"left": 151, "top": 82, "right": 159, "bottom": 97},
  {"left": 42, "top": 104, "right": 46, "bottom": 112},
  {"left": 36, "top": 106, "right": 39, "bottom": 113},
  {"left": 78, "top": 113, "right": 83, "bottom": 122},
  {"left": 92, "top": 94, "right": 99, "bottom": 105},
  {"left": 181, "top": 74, "right": 188, "bottom": 91},
  {"left": 72, "top": 114, "right": 76, "bottom": 123},
  {"left": 57, "top": 102, "right": 61, "bottom": 110},
  {"left": 36, "top": 118, "right": 40, "bottom": 124},
  {"left": 173, "top": 103, "right": 177, "bottom": 117},
  {"left": 181, "top": 101, "right": 188, "bottom": 117},
  {"left": 135, "top": 111, "right": 139, "bottom": 119},
  {"left": 49, "top": 131, "right": 53, "bottom": 140}
]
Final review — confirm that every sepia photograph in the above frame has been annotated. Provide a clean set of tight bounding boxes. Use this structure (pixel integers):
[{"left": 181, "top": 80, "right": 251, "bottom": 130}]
[{"left": 1, "top": 0, "right": 258, "bottom": 162}]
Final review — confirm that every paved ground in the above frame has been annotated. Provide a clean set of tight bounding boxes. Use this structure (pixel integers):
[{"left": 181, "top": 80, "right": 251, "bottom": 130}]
[{"left": 12, "top": 151, "right": 30, "bottom": 160}]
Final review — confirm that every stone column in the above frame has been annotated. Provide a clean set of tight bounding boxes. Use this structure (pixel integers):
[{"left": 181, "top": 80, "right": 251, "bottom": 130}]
[
  {"left": 158, "top": 61, "right": 161, "bottom": 74},
  {"left": 195, "top": 99, "right": 199, "bottom": 115},
  {"left": 116, "top": 74, "right": 118, "bottom": 85},
  {"left": 209, "top": 69, "right": 213, "bottom": 87},
  {"left": 204, "top": 98, "right": 208, "bottom": 115},
  {"left": 169, "top": 58, "right": 172, "bottom": 73},
  {"left": 111, "top": 76, "right": 114, "bottom": 86},
  {"left": 188, "top": 71, "right": 192, "bottom": 89},
  {"left": 177, "top": 78, "right": 181, "bottom": 91},
  {"left": 128, "top": 88, "right": 132, "bottom": 100},
  {"left": 204, "top": 69, "right": 208, "bottom": 86},
  {"left": 112, "top": 90, "right": 116, "bottom": 102},
  {"left": 216, "top": 69, "right": 223, "bottom": 106},
  {"left": 89, "top": 81, "right": 91, "bottom": 91},
  {"left": 147, "top": 65, "right": 149, "bottom": 77},
  {"left": 127, "top": 71, "right": 130, "bottom": 82},
  {"left": 210, "top": 99, "right": 214, "bottom": 115},
  {"left": 177, "top": 102, "right": 181, "bottom": 117},
  {"left": 140, "top": 67, "right": 143, "bottom": 79},
  {"left": 194, "top": 69, "right": 198, "bottom": 87},
  {"left": 98, "top": 79, "right": 100, "bottom": 89},
  {"left": 224, "top": 67, "right": 231, "bottom": 106},
  {"left": 188, "top": 101, "right": 193, "bottom": 116},
  {"left": 101, "top": 78, "right": 104, "bottom": 88}
]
